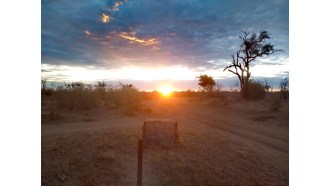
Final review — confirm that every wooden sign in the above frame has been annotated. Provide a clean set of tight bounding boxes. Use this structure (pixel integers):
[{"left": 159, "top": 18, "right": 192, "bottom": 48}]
[{"left": 143, "top": 119, "right": 179, "bottom": 148}]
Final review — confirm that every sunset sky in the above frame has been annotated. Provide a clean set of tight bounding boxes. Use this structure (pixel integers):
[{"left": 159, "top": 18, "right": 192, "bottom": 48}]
[{"left": 41, "top": 0, "right": 288, "bottom": 91}]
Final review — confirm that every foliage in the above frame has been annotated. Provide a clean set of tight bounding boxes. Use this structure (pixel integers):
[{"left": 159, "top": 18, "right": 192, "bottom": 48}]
[
  {"left": 95, "top": 81, "right": 108, "bottom": 100},
  {"left": 104, "top": 83, "right": 139, "bottom": 107},
  {"left": 198, "top": 74, "right": 216, "bottom": 93},
  {"left": 41, "top": 79, "right": 54, "bottom": 96},
  {"left": 223, "top": 30, "right": 280, "bottom": 99},
  {"left": 247, "top": 80, "right": 266, "bottom": 100},
  {"left": 264, "top": 79, "right": 272, "bottom": 92},
  {"left": 55, "top": 83, "right": 97, "bottom": 111}
]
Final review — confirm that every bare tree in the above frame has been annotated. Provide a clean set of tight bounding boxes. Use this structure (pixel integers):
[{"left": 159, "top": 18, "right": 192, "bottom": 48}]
[
  {"left": 224, "top": 30, "right": 280, "bottom": 99},
  {"left": 264, "top": 79, "right": 272, "bottom": 92},
  {"left": 280, "top": 77, "right": 289, "bottom": 100}
]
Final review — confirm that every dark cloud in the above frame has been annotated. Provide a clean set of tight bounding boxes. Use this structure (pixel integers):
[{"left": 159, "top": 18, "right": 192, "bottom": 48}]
[{"left": 42, "top": 0, "right": 288, "bottom": 71}]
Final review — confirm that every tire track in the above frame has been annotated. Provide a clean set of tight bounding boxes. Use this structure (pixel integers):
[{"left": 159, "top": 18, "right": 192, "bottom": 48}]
[
  {"left": 42, "top": 118, "right": 142, "bottom": 135},
  {"left": 176, "top": 107, "right": 288, "bottom": 154}
]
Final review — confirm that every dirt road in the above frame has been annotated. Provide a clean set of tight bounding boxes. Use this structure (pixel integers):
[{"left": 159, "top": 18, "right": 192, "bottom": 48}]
[{"left": 42, "top": 98, "right": 289, "bottom": 185}]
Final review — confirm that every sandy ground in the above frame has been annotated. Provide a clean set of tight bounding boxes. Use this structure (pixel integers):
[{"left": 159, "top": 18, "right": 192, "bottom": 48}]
[{"left": 42, "top": 97, "right": 288, "bottom": 185}]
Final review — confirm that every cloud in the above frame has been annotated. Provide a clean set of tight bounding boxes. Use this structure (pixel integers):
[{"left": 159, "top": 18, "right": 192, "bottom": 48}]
[
  {"left": 42, "top": 0, "right": 289, "bottom": 80},
  {"left": 99, "top": 13, "right": 113, "bottom": 23},
  {"left": 112, "top": 1, "right": 124, "bottom": 11},
  {"left": 83, "top": 30, "right": 160, "bottom": 46},
  {"left": 116, "top": 32, "right": 160, "bottom": 46}
]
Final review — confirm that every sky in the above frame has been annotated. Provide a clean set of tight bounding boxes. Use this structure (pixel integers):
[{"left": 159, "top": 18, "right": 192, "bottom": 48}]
[{"left": 41, "top": 0, "right": 289, "bottom": 91}]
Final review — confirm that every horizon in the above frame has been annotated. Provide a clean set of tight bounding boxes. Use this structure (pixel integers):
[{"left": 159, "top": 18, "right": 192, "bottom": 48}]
[{"left": 42, "top": 76, "right": 287, "bottom": 92}]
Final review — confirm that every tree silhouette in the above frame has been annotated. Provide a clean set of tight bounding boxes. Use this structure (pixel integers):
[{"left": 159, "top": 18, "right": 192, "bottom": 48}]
[
  {"left": 280, "top": 77, "right": 289, "bottom": 100},
  {"left": 224, "top": 30, "right": 280, "bottom": 99},
  {"left": 198, "top": 74, "right": 215, "bottom": 93}
]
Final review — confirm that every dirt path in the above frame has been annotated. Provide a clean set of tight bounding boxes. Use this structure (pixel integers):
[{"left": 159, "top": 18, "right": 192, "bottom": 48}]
[
  {"left": 42, "top": 98, "right": 289, "bottom": 185},
  {"left": 179, "top": 107, "right": 288, "bottom": 153},
  {"left": 42, "top": 117, "right": 144, "bottom": 135},
  {"left": 43, "top": 99, "right": 288, "bottom": 155}
]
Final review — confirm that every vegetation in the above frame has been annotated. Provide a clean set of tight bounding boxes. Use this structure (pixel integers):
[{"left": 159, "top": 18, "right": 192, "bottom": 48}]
[
  {"left": 41, "top": 75, "right": 289, "bottom": 125},
  {"left": 246, "top": 80, "right": 266, "bottom": 100},
  {"left": 41, "top": 80, "right": 142, "bottom": 123},
  {"left": 280, "top": 77, "right": 289, "bottom": 100},
  {"left": 224, "top": 30, "right": 280, "bottom": 100},
  {"left": 197, "top": 74, "right": 216, "bottom": 93},
  {"left": 41, "top": 79, "right": 54, "bottom": 96}
]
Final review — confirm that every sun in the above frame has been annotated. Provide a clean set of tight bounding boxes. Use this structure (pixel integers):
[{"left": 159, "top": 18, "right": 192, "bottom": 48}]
[{"left": 159, "top": 85, "right": 173, "bottom": 96}]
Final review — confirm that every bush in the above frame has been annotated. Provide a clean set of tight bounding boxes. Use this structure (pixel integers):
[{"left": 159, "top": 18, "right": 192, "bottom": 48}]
[
  {"left": 54, "top": 83, "right": 98, "bottom": 111},
  {"left": 104, "top": 84, "right": 141, "bottom": 114},
  {"left": 247, "top": 81, "right": 266, "bottom": 100},
  {"left": 41, "top": 88, "right": 54, "bottom": 96},
  {"left": 280, "top": 77, "right": 289, "bottom": 100},
  {"left": 41, "top": 79, "right": 54, "bottom": 96},
  {"left": 43, "top": 82, "right": 141, "bottom": 113}
]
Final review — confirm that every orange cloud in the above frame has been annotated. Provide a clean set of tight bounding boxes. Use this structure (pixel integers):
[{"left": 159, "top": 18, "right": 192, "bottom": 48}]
[
  {"left": 117, "top": 32, "right": 160, "bottom": 46},
  {"left": 99, "top": 13, "right": 113, "bottom": 23},
  {"left": 83, "top": 30, "right": 160, "bottom": 47}
]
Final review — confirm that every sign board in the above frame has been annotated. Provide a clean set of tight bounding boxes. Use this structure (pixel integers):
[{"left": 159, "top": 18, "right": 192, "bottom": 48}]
[{"left": 143, "top": 119, "right": 179, "bottom": 148}]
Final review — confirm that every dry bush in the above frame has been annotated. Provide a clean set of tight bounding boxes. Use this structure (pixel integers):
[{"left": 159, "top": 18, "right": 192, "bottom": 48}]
[
  {"left": 42, "top": 81, "right": 142, "bottom": 116},
  {"left": 103, "top": 84, "right": 141, "bottom": 115},
  {"left": 247, "top": 81, "right": 266, "bottom": 100},
  {"left": 50, "top": 82, "right": 99, "bottom": 111},
  {"left": 41, "top": 89, "right": 54, "bottom": 96},
  {"left": 54, "top": 87, "right": 98, "bottom": 111},
  {"left": 280, "top": 77, "right": 289, "bottom": 100},
  {"left": 41, "top": 79, "right": 55, "bottom": 96}
]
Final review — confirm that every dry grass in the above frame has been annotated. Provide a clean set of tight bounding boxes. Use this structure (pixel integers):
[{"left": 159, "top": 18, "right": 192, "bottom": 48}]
[{"left": 42, "top": 126, "right": 142, "bottom": 185}]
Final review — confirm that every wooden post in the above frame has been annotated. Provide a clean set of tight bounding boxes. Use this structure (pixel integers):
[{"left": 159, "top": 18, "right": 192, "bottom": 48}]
[{"left": 137, "top": 139, "right": 143, "bottom": 186}]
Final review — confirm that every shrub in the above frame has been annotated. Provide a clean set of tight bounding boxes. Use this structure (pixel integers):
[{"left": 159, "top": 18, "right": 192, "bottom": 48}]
[
  {"left": 280, "top": 77, "right": 289, "bottom": 100},
  {"left": 41, "top": 79, "right": 54, "bottom": 96},
  {"left": 104, "top": 83, "right": 141, "bottom": 113},
  {"left": 43, "top": 81, "right": 141, "bottom": 113},
  {"left": 41, "top": 89, "right": 54, "bottom": 96},
  {"left": 54, "top": 82, "right": 98, "bottom": 111},
  {"left": 247, "top": 80, "right": 266, "bottom": 100}
]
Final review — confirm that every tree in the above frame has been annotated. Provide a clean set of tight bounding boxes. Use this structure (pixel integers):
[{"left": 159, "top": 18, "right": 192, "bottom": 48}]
[
  {"left": 280, "top": 77, "right": 289, "bottom": 100},
  {"left": 264, "top": 79, "right": 272, "bottom": 92},
  {"left": 198, "top": 74, "right": 215, "bottom": 93},
  {"left": 223, "top": 30, "right": 280, "bottom": 99}
]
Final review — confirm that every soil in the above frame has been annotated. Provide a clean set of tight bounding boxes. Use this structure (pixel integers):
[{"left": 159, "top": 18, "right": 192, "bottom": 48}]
[{"left": 42, "top": 96, "right": 289, "bottom": 185}]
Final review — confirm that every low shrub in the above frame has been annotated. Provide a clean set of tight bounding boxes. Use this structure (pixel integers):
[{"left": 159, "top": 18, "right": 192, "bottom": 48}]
[
  {"left": 54, "top": 83, "right": 98, "bottom": 111},
  {"left": 247, "top": 81, "right": 266, "bottom": 100}
]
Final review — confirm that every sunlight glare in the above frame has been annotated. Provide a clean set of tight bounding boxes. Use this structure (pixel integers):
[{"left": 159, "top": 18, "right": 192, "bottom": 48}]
[{"left": 159, "top": 85, "right": 173, "bottom": 96}]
